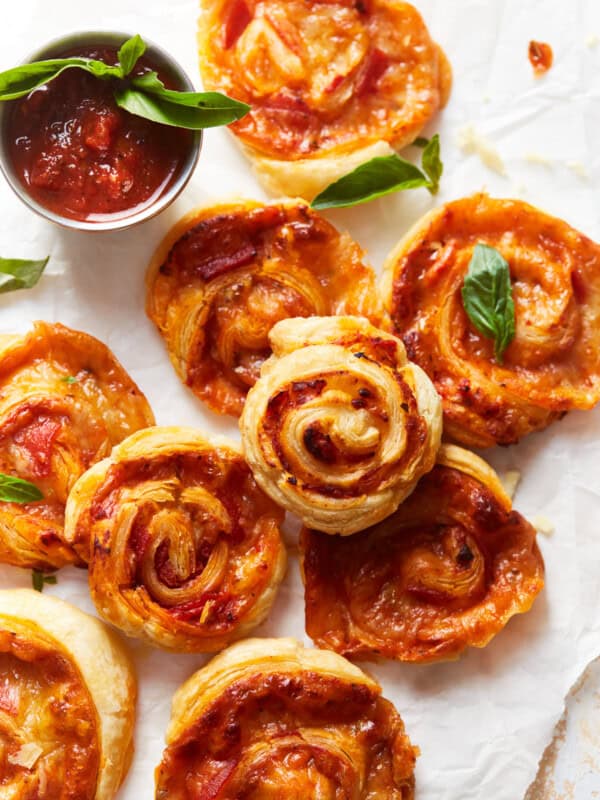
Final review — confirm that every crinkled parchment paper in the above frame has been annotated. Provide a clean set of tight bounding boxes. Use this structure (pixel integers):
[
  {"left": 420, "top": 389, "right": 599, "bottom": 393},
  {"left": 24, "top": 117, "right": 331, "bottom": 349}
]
[{"left": 2, "top": 1, "right": 600, "bottom": 797}]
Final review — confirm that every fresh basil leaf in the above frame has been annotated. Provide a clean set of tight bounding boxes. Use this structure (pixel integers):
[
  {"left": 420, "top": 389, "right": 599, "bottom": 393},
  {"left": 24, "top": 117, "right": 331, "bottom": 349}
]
[
  {"left": 82, "top": 60, "right": 124, "bottom": 79},
  {"left": 461, "top": 243, "right": 516, "bottom": 363},
  {"left": 32, "top": 570, "right": 57, "bottom": 592},
  {"left": 130, "top": 73, "right": 250, "bottom": 119},
  {"left": 129, "top": 70, "right": 164, "bottom": 93},
  {"left": 0, "top": 59, "right": 121, "bottom": 100},
  {"left": 0, "top": 256, "right": 49, "bottom": 294},
  {"left": 413, "top": 136, "right": 429, "bottom": 148},
  {"left": 421, "top": 134, "right": 442, "bottom": 194},
  {"left": 311, "top": 155, "right": 429, "bottom": 210},
  {"left": 0, "top": 41, "right": 248, "bottom": 133},
  {"left": 60, "top": 375, "right": 77, "bottom": 384},
  {"left": 114, "top": 85, "right": 249, "bottom": 128},
  {"left": 118, "top": 34, "right": 146, "bottom": 77},
  {"left": 0, "top": 473, "right": 43, "bottom": 503}
]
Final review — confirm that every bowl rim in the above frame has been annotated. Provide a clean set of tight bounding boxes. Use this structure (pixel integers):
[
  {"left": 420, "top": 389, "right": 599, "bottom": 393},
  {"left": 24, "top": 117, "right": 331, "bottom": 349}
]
[{"left": 0, "top": 29, "right": 202, "bottom": 233}]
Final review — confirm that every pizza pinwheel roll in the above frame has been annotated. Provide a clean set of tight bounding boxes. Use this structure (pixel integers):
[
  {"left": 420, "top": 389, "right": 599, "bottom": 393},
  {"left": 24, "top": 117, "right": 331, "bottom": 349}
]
[
  {"left": 146, "top": 199, "right": 384, "bottom": 417},
  {"left": 64, "top": 427, "right": 286, "bottom": 652},
  {"left": 240, "top": 316, "right": 442, "bottom": 535},
  {"left": 0, "top": 322, "right": 154, "bottom": 571},
  {"left": 198, "top": 1, "right": 451, "bottom": 199},
  {"left": 301, "top": 444, "right": 545, "bottom": 663},
  {"left": 0, "top": 588, "right": 135, "bottom": 800},
  {"left": 155, "top": 637, "right": 417, "bottom": 799},
  {"left": 382, "top": 194, "right": 600, "bottom": 447}
]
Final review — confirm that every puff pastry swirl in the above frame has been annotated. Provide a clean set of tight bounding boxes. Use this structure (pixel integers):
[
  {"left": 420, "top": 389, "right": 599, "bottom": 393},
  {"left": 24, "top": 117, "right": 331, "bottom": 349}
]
[
  {"left": 64, "top": 427, "right": 286, "bottom": 652},
  {"left": 383, "top": 194, "right": 600, "bottom": 446},
  {"left": 146, "top": 199, "right": 384, "bottom": 416},
  {"left": 0, "top": 588, "right": 136, "bottom": 800},
  {"left": 0, "top": 322, "right": 154, "bottom": 570},
  {"left": 301, "top": 445, "right": 545, "bottom": 663},
  {"left": 198, "top": 0, "right": 451, "bottom": 199},
  {"left": 240, "top": 316, "right": 442, "bottom": 535},
  {"left": 155, "top": 637, "right": 417, "bottom": 799}
]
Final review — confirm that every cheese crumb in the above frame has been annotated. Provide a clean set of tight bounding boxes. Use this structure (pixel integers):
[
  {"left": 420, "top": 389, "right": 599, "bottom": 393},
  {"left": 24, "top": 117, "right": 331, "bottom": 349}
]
[
  {"left": 8, "top": 743, "right": 44, "bottom": 769},
  {"left": 199, "top": 599, "right": 214, "bottom": 625},
  {"left": 531, "top": 514, "right": 555, "bottom": 537},
  {"left": 457, "top": 124, "right": 506, "bottom": 175},
  {"left": 525, "top": 152, "right": 552, "bottom": 167},
  {"left": 586, "top": 34, "right": 599, "bottom": 49},
  {"left": 501, "top": 470, "right": 521, "bottom": 500},
  {"left": 565, "top": 160, "right": 588, "bottom": 179}
]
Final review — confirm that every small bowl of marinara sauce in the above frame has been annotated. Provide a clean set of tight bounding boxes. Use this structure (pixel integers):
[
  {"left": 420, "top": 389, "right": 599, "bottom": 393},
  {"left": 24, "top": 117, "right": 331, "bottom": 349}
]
[{"left": 0, "top": 32, "right": 201, "bottom": 231}]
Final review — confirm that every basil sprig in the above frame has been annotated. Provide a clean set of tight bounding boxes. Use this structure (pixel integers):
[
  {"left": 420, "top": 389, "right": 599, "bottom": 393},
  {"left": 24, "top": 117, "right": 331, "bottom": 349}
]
[
  {"left": 32, "top": 570, "right": 57, "bottom": 592},
  {"left": 0, "top": 34, "right": 249, "bottom": 130},
  {"left": 461, "top": 243, "right": 516, "bottom": 363},
  {"left": 311, "top": 134, "right": 443, "bottom": 211},
  {"left": 0, "top": 256, "right": 48, "bottom": 294},
  {"left": 0, "top": 473, "right": 43, "bottom": 503}
]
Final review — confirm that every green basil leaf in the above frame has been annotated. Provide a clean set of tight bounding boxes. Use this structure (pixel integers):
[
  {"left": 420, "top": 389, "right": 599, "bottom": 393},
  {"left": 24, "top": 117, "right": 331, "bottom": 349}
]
[
  {"left": 60, "top": 375, "right": 77, "bottom": 384},
  {"left": 131, "top": 73, "right": 250, "bottom": 116},
  {"left": 461, "top": 243, "right": 516, "bottom": 363},
  {"left": 0, "top": 256, "right": 49, "bottom": 294},
  {"left": 421, "top": 134, "right": 442, "bottom": 194},
  {"left": 32, "top": 570, "right": 57, "bottom": 592},
  {"left": 114, "top": 85, "right": 249, "bottom": 128},
  {"left": 413, "top": 136, "right": 429, "bottom": 148},
  {"left": 118, "top": 34, "right": 146, "bottom": 77},
  {"left": 0, "top": 59, "right": 121, "bottom": 100},
  {"left": 311, "top": 155, "right": 429, "bottom": 210},
  {"left": 0, "top": 473, "right": 43, "bottom": 503}
]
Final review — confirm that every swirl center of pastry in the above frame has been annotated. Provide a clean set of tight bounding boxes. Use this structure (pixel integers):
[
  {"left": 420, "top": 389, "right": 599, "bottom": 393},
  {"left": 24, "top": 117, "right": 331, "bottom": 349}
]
[
  {"left": 235, "top": 3, "right": 369, "bottom": 114},
  {"left": 133, "top": 483, "right": 232, "bottom": 608}
]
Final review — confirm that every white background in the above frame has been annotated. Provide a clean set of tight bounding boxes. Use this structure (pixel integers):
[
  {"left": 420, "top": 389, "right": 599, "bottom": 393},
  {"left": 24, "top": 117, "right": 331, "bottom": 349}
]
[{"left": 2, "top": 1, "right": 600, "bottom": 798}]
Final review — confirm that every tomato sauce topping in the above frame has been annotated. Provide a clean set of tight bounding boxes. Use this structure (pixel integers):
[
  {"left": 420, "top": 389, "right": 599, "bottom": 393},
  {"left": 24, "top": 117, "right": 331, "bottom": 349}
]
[
  {"left": 5, "top": 46, "right": 192, "bottom": 221},
  {"left": 528, "top": 40, "right": 553, "bottom": 76}
]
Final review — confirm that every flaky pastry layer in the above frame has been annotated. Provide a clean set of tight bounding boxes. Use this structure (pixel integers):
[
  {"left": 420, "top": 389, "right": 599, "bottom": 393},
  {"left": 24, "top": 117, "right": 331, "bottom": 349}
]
[
  {"left": 382, "top": 194, "right": 600, "bottom": 446},
  {"left": 302, "top": 444, "right": 545, "bottom": 662},
  {"left": 64, "top": 426, "right": 286, "bottom": 652},
  {"left": 146, "top": 198, "right": 385, "bottom": 416},
  {"left": 198, "top": 0, "right": 451, "bottom": 199},
  {"left": 241, "top": 315, "right": 442, "bottom": 535},
  {"left": 0, "top": 588, "right": 136, "bottom": 800},
  {"left": 155, "top": 637, "right": 417, "bottom": 799},
  {"left": 0, "top": 322, "right": 154, "bottom": 570}
]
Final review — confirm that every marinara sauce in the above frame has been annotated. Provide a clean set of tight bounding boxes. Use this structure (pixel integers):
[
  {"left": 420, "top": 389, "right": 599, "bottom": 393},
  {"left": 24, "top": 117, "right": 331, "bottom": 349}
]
[{"left": 5, "top": 46, "right": 191, "bottom": 221}]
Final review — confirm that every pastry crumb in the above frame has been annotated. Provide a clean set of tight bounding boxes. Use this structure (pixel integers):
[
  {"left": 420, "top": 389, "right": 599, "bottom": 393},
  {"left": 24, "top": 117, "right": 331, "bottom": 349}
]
[
  {"left": 525, "top": 152, "right": 552, "bottom": 167},
  {"left": 565, "top": 160, "right": 588, "bottom": 179},
  {"left": 457, "top": 124, "right": 506, "bottom": 175},
  {"left": 8, "top": 743, "right": 44, "bottom": 769},
  {"left": 501, "top": 470, "right": 521, "bottom": 499},
  {"left": 531, "top": 514, "right": 555, "bottom": 536}
]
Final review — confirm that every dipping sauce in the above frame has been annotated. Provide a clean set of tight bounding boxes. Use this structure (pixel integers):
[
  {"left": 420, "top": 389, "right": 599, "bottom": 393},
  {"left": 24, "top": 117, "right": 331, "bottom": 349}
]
[
  {"left": 528, "top": 40, "right": 554, "bottom": 76},
  {"left": 4, "top": 46, "right": 192, "bottom": 222}
]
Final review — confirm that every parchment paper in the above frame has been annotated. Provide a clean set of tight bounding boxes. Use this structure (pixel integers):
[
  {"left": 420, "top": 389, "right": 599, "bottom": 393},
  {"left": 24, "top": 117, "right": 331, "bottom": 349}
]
[{"left": 2, "top": 1, "right": 600, "bottom": 797}]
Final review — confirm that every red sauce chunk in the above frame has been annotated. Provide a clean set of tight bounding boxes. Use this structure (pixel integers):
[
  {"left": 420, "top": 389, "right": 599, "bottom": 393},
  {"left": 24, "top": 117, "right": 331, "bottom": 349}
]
[
  {"left": 5, "top": 46, "right": 192, "bottom": 221},
  {"left": 528, "top": 41, "right": 553, "bottom": 76}
]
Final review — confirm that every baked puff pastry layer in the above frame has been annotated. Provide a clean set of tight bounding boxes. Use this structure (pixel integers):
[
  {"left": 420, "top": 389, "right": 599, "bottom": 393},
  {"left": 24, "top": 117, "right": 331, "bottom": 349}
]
[
  {"left": 155, "top": 637, "right": 417, "bottom": 799},
  {"left": 0, "top": 322, "right": 154, "bottom": 570},
  {"left": 146, "top": 199, "right": 384, "bottom": 417},
  {"left": 198, "top": 1, "right": 451, "bottom": 200},
  {"left": 240, "top": 316, "right": 442, "bottom": 536},
  {"left": 0, "top": 588, "right": 136, "bottom": 800},
  {"left": 301, "top": 445, "right": 545, "bottom": 663},
  {"left": 64, "top": 427, "right": 286, "bottom": 652},
  {"left": 382, "top": 194, "right": 600, "bottom": 447}
]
